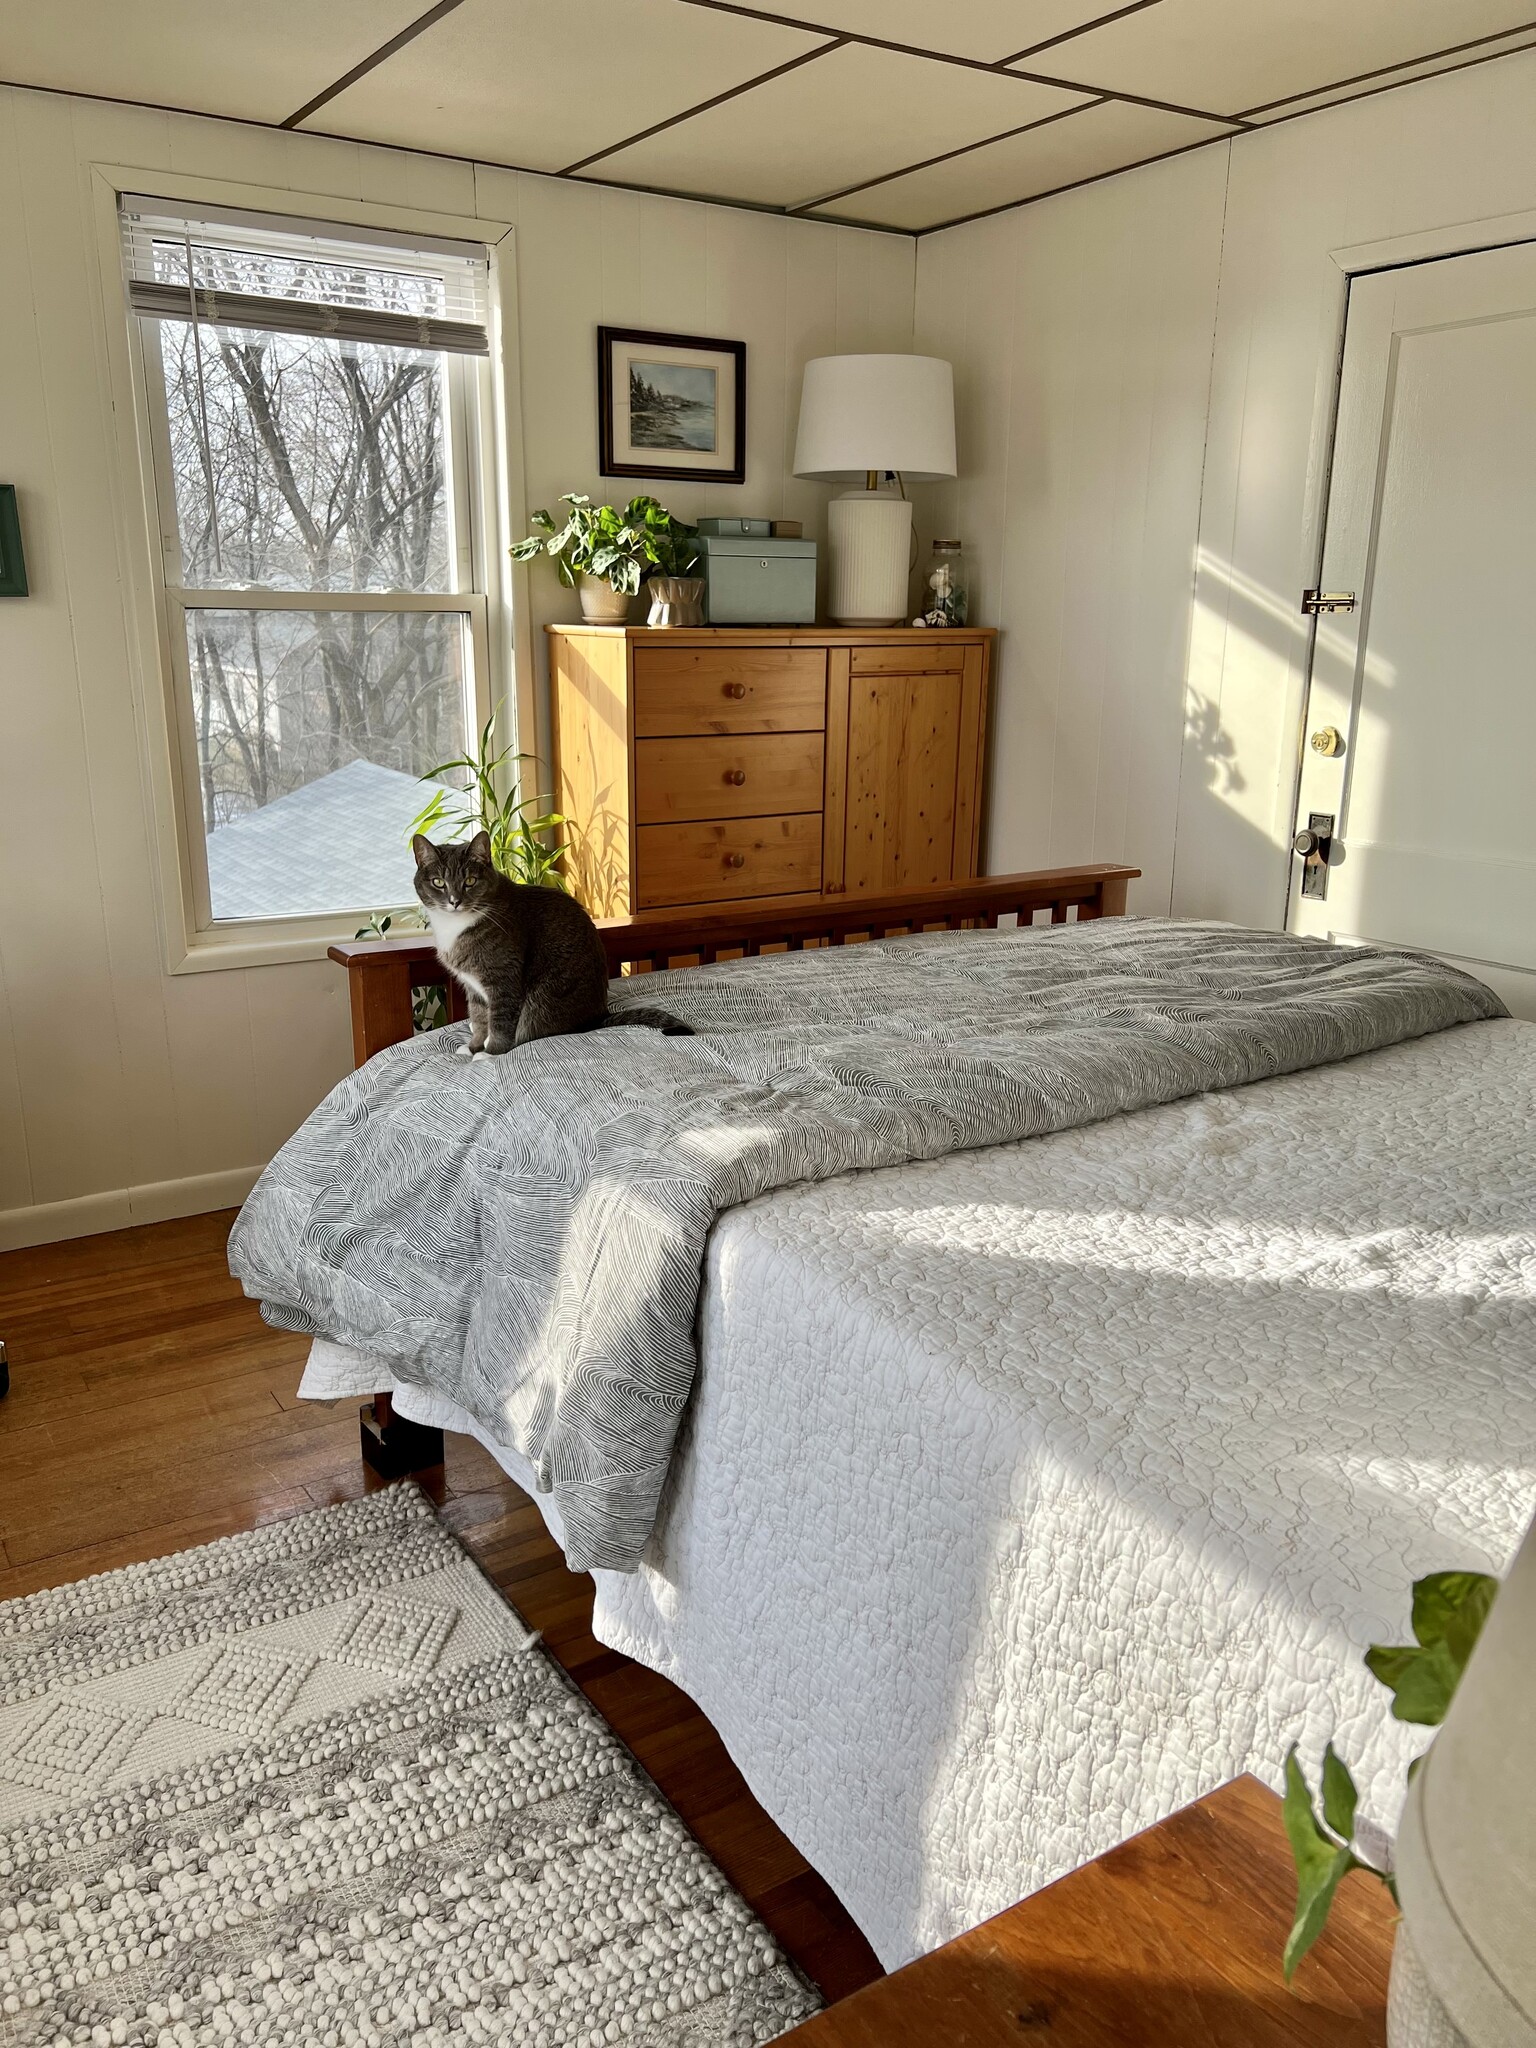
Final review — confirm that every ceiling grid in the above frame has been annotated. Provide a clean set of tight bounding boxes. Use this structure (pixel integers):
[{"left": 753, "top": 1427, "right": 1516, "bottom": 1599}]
[{"left": 2, "top": 0, "right": 1534, "bottom": 233}]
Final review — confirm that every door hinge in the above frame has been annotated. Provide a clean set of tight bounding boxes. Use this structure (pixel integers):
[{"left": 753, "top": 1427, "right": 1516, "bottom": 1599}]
[{"left": 1302, "top": 588, "right": 1357, "bottom": 615}]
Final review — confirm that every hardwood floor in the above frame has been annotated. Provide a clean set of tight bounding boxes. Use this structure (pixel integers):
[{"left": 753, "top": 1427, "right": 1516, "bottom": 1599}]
[{"left": 0, "top": 1208, "right": 883, "bottom": 2003}]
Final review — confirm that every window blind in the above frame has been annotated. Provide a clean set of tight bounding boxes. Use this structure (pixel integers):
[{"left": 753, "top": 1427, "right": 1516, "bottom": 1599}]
[{"left": 120, "top": 196, "right": 490, "bottom": 356}]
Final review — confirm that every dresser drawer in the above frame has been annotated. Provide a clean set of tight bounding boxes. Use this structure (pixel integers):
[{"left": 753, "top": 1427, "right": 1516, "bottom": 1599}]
[
  {"left": 633, "top": 646, "right": 826, "bottom": 737},
  {"left": 850, "top": 641, "right": 968, "bottom": 675},
  {"left": 636, "top": 814, "right": 823, "bottom": 907},
  {"left": 635, "top": 732, "right": 825, "bottom": 825}
]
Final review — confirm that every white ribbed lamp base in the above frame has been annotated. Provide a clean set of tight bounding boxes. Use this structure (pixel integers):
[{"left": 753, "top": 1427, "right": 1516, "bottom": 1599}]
[{"left": 827, "top": 491, "right": 912, "bottom": 625}]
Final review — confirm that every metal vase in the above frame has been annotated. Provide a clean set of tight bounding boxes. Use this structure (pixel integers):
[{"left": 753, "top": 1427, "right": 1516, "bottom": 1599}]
[{"left": 646, "top": 577, "right": 706, "bottom": 628}]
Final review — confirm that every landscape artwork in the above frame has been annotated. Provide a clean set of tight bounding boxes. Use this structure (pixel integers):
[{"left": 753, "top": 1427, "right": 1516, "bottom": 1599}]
[
  {"left": 629, "top": 361, "right": 718, "bottom": 452},
  {"left": 599, "top": 326, "right": 746, "bottom": 483}
]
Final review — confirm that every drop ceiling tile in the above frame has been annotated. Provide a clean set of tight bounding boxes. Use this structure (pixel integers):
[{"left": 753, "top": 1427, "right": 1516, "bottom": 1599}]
[
  {"left": 743, "top": 0, "right": 1133, "bottom": 65},
  {"left": 1244, "top": 21, "right": 1536, "bottom": 123},
  {"left": 1017, "top": 0, "right": 1536, "bottom": 120},
  {"left": 303, "top": 0, "right": 826, "bottom": 173},
  {"left": 0, "top": 0, "right": 427, "bottom": 123},
  {"left": 812, "top": 98, "right": 1233, "bottom": 231},
  {"left": 585, "top": 43, "right": 1089, "bottom": 209}
]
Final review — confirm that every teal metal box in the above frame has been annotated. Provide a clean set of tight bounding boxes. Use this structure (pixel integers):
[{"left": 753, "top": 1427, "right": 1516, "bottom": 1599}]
[{"left": 698, "top": 533, "right": 817, "bottom": 625}]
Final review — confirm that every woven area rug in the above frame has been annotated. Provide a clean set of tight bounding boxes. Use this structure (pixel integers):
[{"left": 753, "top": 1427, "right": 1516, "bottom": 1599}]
[{"left": 0, "top": 1486, "right": 820, "bottom": 2046}]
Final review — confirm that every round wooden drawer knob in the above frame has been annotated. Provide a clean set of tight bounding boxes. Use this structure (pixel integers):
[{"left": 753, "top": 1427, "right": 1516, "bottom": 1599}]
[
  {"left": 722, "top": 682, "right": 747, "bottom": 699},
  {"left": 724, "top": 852, "right": 747, "bottom": 868},
  {"left": 724, "top": 768, "right": 747, "bottom": 786}
]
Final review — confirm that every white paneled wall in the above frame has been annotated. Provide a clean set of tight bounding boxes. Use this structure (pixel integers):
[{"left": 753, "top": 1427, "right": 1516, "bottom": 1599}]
[
  {"left": 915, "top": 146, "right": 1229, "bottom": 914},
  {"left": 1177, "top": 46, "right": 1536, "bottom": 929},
  {"left": 0, "top": 86, "right": 913, "bottom": 1248},
  {"left": 916, "top": 45, "right": 1536, "bottom": 930},
  {"left": 496, "top": 167, "right": 915, "bottom": 768}
]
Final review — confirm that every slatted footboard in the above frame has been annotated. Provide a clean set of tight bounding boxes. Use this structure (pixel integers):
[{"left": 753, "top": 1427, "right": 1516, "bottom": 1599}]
[{"left": 327, "top": 865, "right": 1140, "bottom": 1067}]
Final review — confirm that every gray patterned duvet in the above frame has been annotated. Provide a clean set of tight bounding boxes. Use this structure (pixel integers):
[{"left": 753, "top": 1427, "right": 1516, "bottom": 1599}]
[{"left": 229, "top": 919, "right": 1503, "bottom": 1571}]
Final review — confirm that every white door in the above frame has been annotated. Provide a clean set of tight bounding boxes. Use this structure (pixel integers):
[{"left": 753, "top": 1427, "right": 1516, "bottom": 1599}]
[{"left": 1290, "top": 241, "right": 1536, "bottom": 1020}]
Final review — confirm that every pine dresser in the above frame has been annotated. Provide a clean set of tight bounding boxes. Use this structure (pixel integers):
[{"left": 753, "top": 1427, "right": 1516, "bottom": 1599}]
[{"left": 546, "top": 624, "right": 994, "bottom": 916}]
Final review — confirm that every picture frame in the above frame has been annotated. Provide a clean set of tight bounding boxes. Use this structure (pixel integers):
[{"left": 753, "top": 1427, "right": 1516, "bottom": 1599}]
[
  {"left": 597, "top": 326, "right": 746, "bottom": 485},
  {"left": 0, "top": 486, "right": 27, "bottom": 598}
]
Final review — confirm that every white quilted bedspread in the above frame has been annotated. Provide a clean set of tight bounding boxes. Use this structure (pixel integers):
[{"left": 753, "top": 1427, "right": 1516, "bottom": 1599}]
[{"left": 590, "top": 1018, "right": 1536, "bottom": 1967}]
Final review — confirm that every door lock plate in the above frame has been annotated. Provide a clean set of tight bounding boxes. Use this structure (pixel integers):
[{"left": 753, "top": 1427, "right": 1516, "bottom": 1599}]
[
  {"left": 1293, "top": 811, "right": 1337, "bottom": 899},
  {"left": 1302, "top": 589, "right": 1357, "bottom": 615}
]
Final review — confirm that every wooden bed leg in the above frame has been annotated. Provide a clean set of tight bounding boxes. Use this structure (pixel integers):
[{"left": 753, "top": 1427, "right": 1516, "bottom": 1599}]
[{"left": 359, "top": 1390, "right": 445, "bottom": 1479}]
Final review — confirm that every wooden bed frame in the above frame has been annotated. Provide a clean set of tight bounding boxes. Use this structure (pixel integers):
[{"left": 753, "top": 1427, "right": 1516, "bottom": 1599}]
[{"left": 327, "top": 863, "right": 1139, "bottom": 1477}]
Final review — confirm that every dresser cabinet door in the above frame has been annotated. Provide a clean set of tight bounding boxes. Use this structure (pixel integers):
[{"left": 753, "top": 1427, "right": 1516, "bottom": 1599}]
[{"left": 829, "top": 643, "right": 988, "bottom": 894}]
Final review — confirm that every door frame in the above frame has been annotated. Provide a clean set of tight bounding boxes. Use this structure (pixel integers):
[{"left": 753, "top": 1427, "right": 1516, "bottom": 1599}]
[{"left": 1284, "top": 205, "right": 1536, "bottom": 923}]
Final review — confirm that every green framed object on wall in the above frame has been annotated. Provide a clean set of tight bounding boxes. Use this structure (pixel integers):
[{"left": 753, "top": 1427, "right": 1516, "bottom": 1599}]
[{"left": 0, "top": 486, "right": 27, "bottom": 597}]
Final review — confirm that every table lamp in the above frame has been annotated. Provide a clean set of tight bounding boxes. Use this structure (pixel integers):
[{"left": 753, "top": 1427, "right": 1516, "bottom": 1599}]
[
  {"left": 793, "top": 353, "right": 956, "bottom": 625},
  {"left": 1393, "top": 1504, "right": 1536, "bottom": 2044}
]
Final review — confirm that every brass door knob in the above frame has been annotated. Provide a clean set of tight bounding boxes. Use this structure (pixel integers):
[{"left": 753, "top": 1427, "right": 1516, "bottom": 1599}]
[
  {"left": 724, "top": 851, "right": 746, "bottom": 869},
  {"left": 1310, "top": 725, "right": 1344, "bottom": 757},
  {"left": 1293, "top": 827, "right": 1325, "bottom": 858},
  {"left": 724, "top": 768, "right": 747, "bottom": 786},
  {"left": 723, "top": 682, "right": 747, "bottom": 700}
]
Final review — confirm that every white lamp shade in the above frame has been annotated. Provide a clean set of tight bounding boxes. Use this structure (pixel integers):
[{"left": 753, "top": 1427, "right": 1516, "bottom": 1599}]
[
  {"left": 1396, "top": 1507, "right": 1536, "bottom": 2044},
  {"left": 793, "top": 353, "right": 956, "bottom": 483}
]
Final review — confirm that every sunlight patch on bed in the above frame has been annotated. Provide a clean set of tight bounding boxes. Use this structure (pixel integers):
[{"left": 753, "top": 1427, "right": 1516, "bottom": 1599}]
[{"left": 852, "top": 1201, "right": 1533, "bottom": 1299}]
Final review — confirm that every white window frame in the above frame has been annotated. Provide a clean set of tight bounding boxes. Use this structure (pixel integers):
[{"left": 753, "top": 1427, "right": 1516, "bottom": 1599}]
[{"left": 89, "top": 166, "right": 531, "bottom": 974}]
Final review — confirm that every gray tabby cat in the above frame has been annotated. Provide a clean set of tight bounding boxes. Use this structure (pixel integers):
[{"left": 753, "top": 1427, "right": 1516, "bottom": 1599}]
[{"left": 413, "top": 832, "right": 690, "bottom": 1056}]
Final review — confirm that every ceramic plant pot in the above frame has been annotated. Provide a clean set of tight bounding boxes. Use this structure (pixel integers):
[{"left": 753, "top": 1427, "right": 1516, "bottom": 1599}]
[
  {"left": 1387, "top": 1925, "right": 1471, "bottom": 2048},
  {"left": 646, "top": 576, "right": 706, "bottom": 627},
  {"left": 577, "top": 575, "right": 632, "bottom": 624}
]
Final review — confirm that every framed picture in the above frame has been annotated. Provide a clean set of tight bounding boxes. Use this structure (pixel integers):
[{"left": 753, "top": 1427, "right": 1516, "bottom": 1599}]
[
  {"left": 597, "top": 326, "right": 746, "bottom": 484},
  {"left": 0, "top": 486, "right": 27, "bottom": 598}
]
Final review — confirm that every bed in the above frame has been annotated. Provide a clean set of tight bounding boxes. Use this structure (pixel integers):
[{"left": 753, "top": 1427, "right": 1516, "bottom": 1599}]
[{"left": 230, "top": 868, "right": 1536, "bottom": 1968}]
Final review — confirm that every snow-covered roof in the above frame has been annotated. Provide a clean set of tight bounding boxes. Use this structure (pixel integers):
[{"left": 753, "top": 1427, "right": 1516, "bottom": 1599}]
[{"left": 205, "top": 758, "right": 452, "bottom": 921}]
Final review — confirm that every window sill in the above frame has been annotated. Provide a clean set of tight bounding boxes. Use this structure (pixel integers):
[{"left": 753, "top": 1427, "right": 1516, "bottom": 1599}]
[{"left": 171, "top": 912, "right": 421, "bottom": 974}]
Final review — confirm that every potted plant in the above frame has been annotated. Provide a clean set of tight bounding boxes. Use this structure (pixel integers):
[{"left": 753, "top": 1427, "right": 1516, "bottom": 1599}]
[
  {"left": 1281, "top": 1565, "right": 1500, "bottom": 2044},
  {"left": 510, "top": 493, "right": 701, "bottom": 626},
  {"left": 633, "top": 498, "right": 705, "bottom": 627}
]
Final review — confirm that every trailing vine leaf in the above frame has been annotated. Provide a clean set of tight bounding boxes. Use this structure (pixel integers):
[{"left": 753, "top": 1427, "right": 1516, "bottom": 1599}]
[
  {"left": 1282, "top": 1748, "right": 1358, "bottom": 1981},
  {"left": 1319, "top": 1743, "right": 1358, "bottom": 1843},
  {"left": 1366, "top": 1638, "right": 1461, "bottom": 1725},
  {"left": 1365, "top": 1569, "right": 1498, "bottom": 1724},
  {"left": 1279, "top": 1565, "right": 1499, "bottom": 1990},
  {"left": 1412, "top": 1571, "right": 1499, "bottom": 1668}
]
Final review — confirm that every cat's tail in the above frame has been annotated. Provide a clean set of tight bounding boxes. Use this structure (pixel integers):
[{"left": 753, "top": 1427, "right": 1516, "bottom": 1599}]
[{"left": 601, "top": 1005, "right": 694, "bottom": 1037}]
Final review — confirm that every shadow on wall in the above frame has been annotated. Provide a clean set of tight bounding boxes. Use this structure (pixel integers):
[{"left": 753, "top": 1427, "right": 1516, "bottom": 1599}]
[
  {"left": 1178, "top": 547, "right": 1411, "bottom": 933},
  {"left": 1176, "top": 550, "right": 1320, "bottom": 928},
  {"left": 1183, "top": 692, "right": 1246, "bottom": 801}
]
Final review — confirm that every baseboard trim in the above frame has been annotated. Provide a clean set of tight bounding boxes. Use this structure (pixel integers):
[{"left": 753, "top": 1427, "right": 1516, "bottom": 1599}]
[{"left": 0, "top": 1166, "right": 264, "bottom": 1253}]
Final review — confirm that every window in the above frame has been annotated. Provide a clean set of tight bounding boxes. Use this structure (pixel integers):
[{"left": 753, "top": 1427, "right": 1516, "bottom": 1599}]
[{"left": 122, "top": 198, "right": 494, "bottom": 932}]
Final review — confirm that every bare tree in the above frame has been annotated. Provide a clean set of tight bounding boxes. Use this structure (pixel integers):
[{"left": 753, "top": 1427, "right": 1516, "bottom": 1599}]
[{"left": 155, "top": 239, "right": 463, "bottom": 832}]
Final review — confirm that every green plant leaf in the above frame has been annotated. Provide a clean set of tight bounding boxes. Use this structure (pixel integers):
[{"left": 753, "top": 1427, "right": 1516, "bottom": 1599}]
[
  {"left": 1364, "top": 1569, "right": 1498, "bottom": 1727},
  {"left": 1319, "top": 1744, "right": 1358, "bottom": 1843},
  {"left": 1282, "top": 1748, "right": 1358, "bottom": 1982},
  {"left": 1376, "top": 1639, "right": 1461, "bottom": 1725},
  {"left": 1411, "top": 1571, "right": 1499, "bottom": 1666}
]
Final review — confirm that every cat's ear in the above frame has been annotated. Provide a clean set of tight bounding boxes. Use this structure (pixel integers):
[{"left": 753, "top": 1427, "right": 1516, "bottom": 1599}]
[
  {"left": 411, "top": 835, "right": 438, "bottom": 869},
  {"left": 466, "top": 830, "right": 493, "bottom": 866}
]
